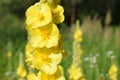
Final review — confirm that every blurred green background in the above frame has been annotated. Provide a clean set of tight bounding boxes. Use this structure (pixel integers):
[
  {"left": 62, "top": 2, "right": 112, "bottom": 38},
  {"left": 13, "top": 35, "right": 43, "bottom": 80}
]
[{"left": 0, "top": 0, "right": 120, "bottom": 80}]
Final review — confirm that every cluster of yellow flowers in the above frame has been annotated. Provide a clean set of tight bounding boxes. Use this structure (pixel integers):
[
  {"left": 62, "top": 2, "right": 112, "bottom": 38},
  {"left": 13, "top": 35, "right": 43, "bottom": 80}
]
[
  {"left": 109, "top": 64, "right": 118, "bottom": 80},
  {"left": 107, "top": 51, "right": 118, "bottom": 80},
  {"left": 68, "top": 20, "right": 85, "bottom": 80},
  {"left": 25, "top": 0, "right": 65, "bottom": 79}
]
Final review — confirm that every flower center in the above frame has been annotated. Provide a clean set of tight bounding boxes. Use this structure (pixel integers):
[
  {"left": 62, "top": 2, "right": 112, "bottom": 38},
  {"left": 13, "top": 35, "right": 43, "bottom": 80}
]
[
  {"left": 40, "top": 27, "right": 51, "bottom": 40},
  {"left": 43, "top": 31, "right": 50, "bottom": 40},
  {"left": 38, "top": 12, "right": 45, "bottom": 21},
  {"left": 41, "top": 53, "right": 51, "bottom": 64}
]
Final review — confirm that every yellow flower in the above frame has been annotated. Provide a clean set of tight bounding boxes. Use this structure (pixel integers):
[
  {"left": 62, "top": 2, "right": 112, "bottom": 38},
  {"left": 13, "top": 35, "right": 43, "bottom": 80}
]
[
  {"left": 109, "top": 64, "right": 118, "bottom": 80},
  {"left": 27, "top": 66, "right": 65, "bottom": 80},
  {"left": 25, "top": 37, "right": 64, "bottom": 69},
  {"left": 38, "top": 66, "right": 65, "bottom": 80},
  {"left": 52, "top": 5, "right": 64, "bottom": 24},
  {"left": 31, "top": 48, "right": 62, "bottom": 75},
  {"left": 25, "top": 43, "right": 34, "bottom": 64},
  {"left": 77, "top": 47, "right": 83, "bottom": 55},
  {"left": 27, "top": 72, "right": 37, "bottom": 80},
  {"left": 68, "top": 65, "right": 85, "bottom": 80},
  {"left": 74, "top": 20, "right": 82, "bottom": 42},
  {"left": 28, "top": 23, "right": 59, "bottom": 48},
  {"left": 26, "top": 2, "right": 52, "bottom": 28},
  {"left": 17, "top": 64, "right": 27, "bottom": 78},
  {"left": 7, "top": 51, "right": 12, "bottom": 58}
]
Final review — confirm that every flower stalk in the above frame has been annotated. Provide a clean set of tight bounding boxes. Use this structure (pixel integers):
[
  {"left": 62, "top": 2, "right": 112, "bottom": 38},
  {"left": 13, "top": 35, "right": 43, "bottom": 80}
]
[
  {"left": 68, "top": 20, "right": 85, "bottom": 80},
  {"left": 25, "top": 0, "right": 65, "bottom": 79}
]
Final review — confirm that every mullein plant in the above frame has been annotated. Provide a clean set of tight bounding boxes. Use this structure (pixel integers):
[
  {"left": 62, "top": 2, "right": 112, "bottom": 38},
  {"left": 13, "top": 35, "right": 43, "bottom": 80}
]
[
  {"left": 108, "top": 52, "right": 118, "bottom": 80},
  {"left": 109, "top": 64, "right": 118, "bottom": 80},
  {"left": 7, "top": 51, "right": 12, "bottom": 73},
  {"left": 68, "top": 20, "right": 85, "bottom": 80},
  {"left": 25, "top": 0, "right": 65, "bottom": 79},
  {"left": 17, "top": 53, "right": 27, "bottom": 80},
  {"left": 5, "top": 42, "right": 13, "bottom": 76},
  {"left": 5, "top": 51, "right": 12, "bottom": 77}
]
